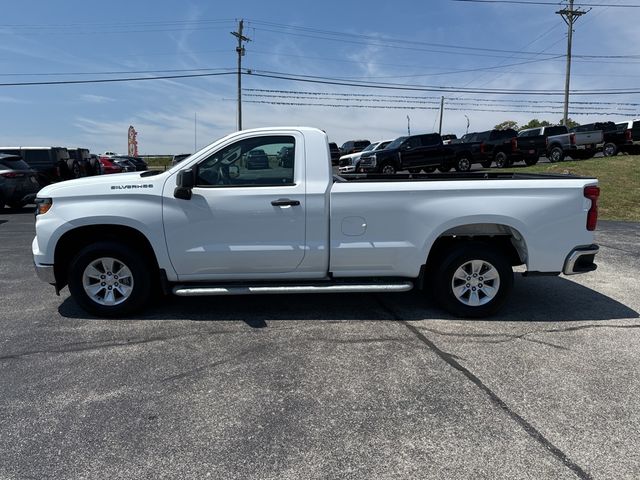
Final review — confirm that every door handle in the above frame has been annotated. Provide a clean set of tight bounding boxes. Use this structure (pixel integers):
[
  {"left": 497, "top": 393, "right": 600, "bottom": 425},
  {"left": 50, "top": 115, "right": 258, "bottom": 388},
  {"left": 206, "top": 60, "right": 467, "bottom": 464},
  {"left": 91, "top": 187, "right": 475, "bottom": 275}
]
[{"left": 271, "top": 198, "right": 300, "bottom": 207}]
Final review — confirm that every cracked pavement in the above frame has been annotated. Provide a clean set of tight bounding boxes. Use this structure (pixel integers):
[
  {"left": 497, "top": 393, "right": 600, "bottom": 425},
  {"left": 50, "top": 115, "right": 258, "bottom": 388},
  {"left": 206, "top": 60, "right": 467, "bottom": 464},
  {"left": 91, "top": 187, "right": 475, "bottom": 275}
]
[{"left": 1, "top": 209, "right": 639, "bottom": 479}]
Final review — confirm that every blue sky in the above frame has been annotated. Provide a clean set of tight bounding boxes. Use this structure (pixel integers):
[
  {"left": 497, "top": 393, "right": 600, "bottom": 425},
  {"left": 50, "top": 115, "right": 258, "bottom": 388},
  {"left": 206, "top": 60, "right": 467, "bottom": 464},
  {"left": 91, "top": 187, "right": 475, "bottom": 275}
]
[{"left": 1, "top": 0, "right": 639, "bottom": 154}]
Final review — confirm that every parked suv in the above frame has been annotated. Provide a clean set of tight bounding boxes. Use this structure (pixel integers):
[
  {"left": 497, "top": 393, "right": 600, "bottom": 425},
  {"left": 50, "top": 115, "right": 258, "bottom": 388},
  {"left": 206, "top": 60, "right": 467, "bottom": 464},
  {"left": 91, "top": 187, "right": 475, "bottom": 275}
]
[
  {"left": 338, "top": 140, "right": 392, "bottom": 174},
  {"left": 339, "top": 140, "right": 370, "bottom": 156},
  {"left": 0, "top": 153, "right": 41, "bottom": 209},
  {"left": 0, "top": 147, "right": 74, "bottom": 183}
]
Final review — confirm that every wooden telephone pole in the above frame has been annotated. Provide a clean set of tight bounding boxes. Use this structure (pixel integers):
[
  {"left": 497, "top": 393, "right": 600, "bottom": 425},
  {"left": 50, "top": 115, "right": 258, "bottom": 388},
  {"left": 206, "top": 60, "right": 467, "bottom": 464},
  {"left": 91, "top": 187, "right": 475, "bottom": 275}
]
[
  {"left": 231, "top": 19, "right": 251, "bottom": 131},
  {"left": 557, "top": 1, "right": 588, "bottom": 127}
]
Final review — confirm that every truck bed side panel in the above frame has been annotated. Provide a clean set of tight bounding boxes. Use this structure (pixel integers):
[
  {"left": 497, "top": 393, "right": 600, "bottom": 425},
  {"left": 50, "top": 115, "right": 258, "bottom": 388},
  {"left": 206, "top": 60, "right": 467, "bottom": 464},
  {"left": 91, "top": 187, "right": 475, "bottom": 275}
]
[{"left": 329, "top": 179, "right": 596, "bottom": 278}]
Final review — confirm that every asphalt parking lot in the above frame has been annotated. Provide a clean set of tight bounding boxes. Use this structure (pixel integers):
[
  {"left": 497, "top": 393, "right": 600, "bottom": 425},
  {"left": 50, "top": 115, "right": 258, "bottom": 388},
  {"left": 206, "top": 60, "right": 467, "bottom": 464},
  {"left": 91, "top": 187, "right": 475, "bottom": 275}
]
[{"left": 1, "top": 209, "right": 639, "bottom": 480}]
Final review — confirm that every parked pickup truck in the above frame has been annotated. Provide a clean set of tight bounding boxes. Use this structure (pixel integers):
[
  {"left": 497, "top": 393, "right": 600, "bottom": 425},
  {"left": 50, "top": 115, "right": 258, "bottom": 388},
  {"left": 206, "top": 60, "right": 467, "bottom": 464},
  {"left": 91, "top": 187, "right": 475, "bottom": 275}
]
[
  {"left": 518, "top": 125, "right": 603, "bottom": 163},
  {"left": 615, "top": 119, "right": 640, "bottom": 155},
  {"left": 33, "top": 127, "right": 600, "bottom": 319},
  {"left": 338, "top": 140, "right": 392, "bottom": 174},
  {"left": 571, "top": 122, "right": 627, "bottom": 158},
  {"left": 460, "top": 129, "right": 546, "bottom": 168},
  {"left": 358, "top": 133, "right": 479, "bottom": 173}
]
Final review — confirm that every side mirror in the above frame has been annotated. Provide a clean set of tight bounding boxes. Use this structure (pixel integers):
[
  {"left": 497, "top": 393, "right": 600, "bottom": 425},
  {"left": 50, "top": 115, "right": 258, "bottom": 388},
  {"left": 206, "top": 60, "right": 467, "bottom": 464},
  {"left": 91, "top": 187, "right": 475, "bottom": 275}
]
[
  {"left": 174, "top": 169, "right": 194, "bottom": 200},
  {"left": 403, "top": 144, "right": 412, "bottom": 150}
]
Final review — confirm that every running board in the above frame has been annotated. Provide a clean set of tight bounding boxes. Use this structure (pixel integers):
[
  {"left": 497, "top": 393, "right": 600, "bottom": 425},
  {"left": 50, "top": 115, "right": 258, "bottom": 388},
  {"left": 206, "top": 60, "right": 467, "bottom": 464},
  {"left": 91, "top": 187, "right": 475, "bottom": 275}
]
[{"left": 172, "top": 281, "right": 414, "bottom": 297}]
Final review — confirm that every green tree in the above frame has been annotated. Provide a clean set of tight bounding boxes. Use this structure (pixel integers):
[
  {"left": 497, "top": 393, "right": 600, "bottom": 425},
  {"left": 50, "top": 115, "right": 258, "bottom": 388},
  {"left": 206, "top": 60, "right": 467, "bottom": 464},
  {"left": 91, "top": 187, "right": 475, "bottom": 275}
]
[
  {"left": 494, "top": 120, "right": 518, "bottom": 130},
  {"left": 562, "top": 118, "right": 580, "bottom": 129},
  {"left": 519, "top": 119, "right": 551, "bottom": 130}
]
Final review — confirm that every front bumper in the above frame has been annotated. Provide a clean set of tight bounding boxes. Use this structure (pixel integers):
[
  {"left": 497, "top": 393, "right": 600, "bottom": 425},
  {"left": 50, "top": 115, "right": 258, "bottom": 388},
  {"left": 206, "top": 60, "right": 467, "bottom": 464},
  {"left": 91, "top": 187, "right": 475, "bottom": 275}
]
[
  {"left": 563, "top": 244, "right": 599, "bottom": 275},
  {"left": 34, "top": 262, "right": 56, "bottom": 284},
  {"left": 338, "top": 165, "right": 356, "bottom": 174}
]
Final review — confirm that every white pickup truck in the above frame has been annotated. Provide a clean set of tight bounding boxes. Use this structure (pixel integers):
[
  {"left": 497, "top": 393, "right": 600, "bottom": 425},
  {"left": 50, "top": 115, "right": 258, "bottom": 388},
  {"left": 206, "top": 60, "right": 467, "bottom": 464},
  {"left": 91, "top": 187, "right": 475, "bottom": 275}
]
[{"left": 33, "top": 127, "right": 600, "bottom": 318}]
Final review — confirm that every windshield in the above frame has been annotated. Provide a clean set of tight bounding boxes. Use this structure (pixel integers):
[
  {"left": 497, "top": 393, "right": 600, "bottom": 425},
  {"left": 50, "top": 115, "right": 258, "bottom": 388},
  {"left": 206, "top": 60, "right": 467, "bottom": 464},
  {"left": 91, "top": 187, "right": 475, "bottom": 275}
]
[
  {"left": 360, "top": 142, "right": 379, "bottom": 153},
  {"left": 386, "top": 137, "right": 408, "bottom": 149}
]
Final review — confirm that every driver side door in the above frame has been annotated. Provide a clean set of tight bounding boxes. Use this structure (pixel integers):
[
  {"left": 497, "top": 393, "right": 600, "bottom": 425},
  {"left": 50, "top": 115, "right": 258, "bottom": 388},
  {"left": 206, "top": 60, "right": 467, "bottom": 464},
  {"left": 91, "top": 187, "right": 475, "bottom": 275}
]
[{"left": 162, "top": 133, "right": 307, "bottom": 280}]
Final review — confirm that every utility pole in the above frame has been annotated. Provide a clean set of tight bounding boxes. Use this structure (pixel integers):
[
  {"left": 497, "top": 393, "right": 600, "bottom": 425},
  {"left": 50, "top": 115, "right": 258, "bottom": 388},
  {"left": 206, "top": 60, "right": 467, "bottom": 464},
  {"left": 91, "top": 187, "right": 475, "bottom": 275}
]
[
  {"left": 407, "top": 115, "right": 411, "bottom": 136},
  {"left": 438, "top": 96, "right": 444, "bottom": 134},
  {"left": 557, "top": 1, "right": 588, "bottom": 127},
  {"left": 231, "top": 19, "right": 251, "bottom": 131},
  {"left": 194, "top": 112, "right": 197, "bottom": 151},
  {"left": 464, "top": 115, "right": 470, "bottom": 134}
]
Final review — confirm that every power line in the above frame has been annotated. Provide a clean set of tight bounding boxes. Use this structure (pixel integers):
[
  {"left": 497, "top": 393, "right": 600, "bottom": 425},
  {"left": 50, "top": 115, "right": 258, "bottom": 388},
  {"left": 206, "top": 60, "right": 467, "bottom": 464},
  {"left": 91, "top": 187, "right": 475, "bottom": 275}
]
[
  {"left": 451, "top": 0, "right": 640, "bottom": 6},
  {"left": 246, "top": 69, "right": 640, "bottom": 95},
  {"left": 242, "top": 100, "right": 638, "bottom": 116},
  {"left": 0, "top": 71, "right": 235, "bottom": 87}
]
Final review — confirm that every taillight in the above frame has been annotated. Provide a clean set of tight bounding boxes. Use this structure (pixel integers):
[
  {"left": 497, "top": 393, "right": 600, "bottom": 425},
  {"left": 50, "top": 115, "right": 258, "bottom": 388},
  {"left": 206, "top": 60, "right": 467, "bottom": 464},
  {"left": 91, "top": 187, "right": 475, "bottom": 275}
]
[
  {"left": 570, "top": 133, "right": 576, "bottom": 145},
  {"left": 480, "top": 142, "right": 485, "bottom": 154},
  {"left": 584, "top": 185, "right": 600, "bottom": 231},
  {"left": 625, "top": 129, "right": 632, "bottom": 141},
  {"left": 0, "top": 172, "right": 25, "bottom": 178},
  {"left": 510, "top": 137, "right": 517, "bottom": 152}
]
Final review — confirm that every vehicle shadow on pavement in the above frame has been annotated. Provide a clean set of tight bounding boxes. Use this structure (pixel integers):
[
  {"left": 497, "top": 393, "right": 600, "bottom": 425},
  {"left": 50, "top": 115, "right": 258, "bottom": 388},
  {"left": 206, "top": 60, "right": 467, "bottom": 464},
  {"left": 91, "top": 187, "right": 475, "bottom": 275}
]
[{"left": 57, "top": 274, "right": 638, "bottom": 325}]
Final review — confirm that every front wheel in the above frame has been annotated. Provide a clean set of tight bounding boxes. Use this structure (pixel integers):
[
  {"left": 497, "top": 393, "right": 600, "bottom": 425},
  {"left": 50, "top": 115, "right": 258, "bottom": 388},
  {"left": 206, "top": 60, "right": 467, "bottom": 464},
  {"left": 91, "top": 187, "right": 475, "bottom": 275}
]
[
  {"left": 437, "top": 164, "right": 452, "bottom": 173},
  {"left": 68, "top": 241, "right": 153, "bottom": 317},
  {"left": 524, "top": 156, "right": 539, "bottom": 166},
  {"left": 433, "top": 242, "right": 514, "bottom": 318},
  {"left": 423, "top": 166, "right": 437, "bottom": 173},
  {"left": 480, "top": 160, "right": 492, "bottom": 169}
]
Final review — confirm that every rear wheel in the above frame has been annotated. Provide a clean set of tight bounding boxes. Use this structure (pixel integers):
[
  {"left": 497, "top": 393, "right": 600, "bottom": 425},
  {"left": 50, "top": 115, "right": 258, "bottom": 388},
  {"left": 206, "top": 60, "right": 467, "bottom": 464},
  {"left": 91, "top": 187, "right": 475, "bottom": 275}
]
[
  {"left": 548, "top": 146, "right": 564, "bottom": 163},
  {"left": 437, "top": 164, "right": 452, "bottom": 173},
  {"left": 494, "top": 151, "right": 511, "bottom": 168},
  {"left": 433, "top": 242, "right": 513, "bottom": 318},
  {"left": 603, "top": 142, "right": 618, "bottom": 157},
  {"left": 455, "top": 156, "right": 472, "bottom": 172},
  {"left": 524, "top": 156, "right": 539, "bottom": 166},
  {"left": 68, "top": 241, "right": 153, "bottom": 317},
  {"left": 423, "top": 166, "right": 437, "bottom": 173},
  {"left": 481, "top": 160, "right": 492, "bottom": 169}
]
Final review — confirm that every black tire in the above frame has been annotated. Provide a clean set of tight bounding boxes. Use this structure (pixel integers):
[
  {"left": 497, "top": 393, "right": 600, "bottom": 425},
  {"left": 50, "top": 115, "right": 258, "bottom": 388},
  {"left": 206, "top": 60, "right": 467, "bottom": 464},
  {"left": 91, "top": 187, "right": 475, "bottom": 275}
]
[
  {"left": 548, "top": 146, "right": 564, "bottom": 163},
  {"left": 455, "top": 156, "right": 472, "bottom": 172},
  {"left": 380, "top": 162, "right": 397, "bottom": 175},
  {"left": 68, "top": 241, "right": 153, "bottom": 317},
  {"left": 71, "top": 161, "right": 82, "bottom": 179},
  {"left": 494, "top": 151, "right": 511, "bottom": 168},
  {"left": 408, "top": 168, "right": 422, "bottom": 174},
  {"left": 423, "top": 166, "right": 437, "bottom": 173},
  {"left": 524, "top": 156, "right": 539, "bottom": 166},
  {"left": 481, "top": 160, "right": 492, "bottom": 169},
  {"left": 0, "top": 198, "right": 5, "bottom": 210},
  {"left": 433, "top": 242, "right": 514, "bottom": 318},
  {"left": 437, "top": 164, "right": 452, "bottom": 173},
  {"left": 8, "top": 202, "right": 26, "bottom": 209},
  {"left": 602, "top": 142, "right": 618, "bottom": 157}
]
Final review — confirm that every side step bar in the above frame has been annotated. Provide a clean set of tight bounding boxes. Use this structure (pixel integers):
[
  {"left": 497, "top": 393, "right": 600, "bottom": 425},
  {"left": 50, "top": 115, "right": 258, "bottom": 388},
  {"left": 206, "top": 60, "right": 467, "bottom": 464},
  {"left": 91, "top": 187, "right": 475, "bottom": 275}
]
[{"left": 172, "top": 281, "right": 414, "bottom": 297}]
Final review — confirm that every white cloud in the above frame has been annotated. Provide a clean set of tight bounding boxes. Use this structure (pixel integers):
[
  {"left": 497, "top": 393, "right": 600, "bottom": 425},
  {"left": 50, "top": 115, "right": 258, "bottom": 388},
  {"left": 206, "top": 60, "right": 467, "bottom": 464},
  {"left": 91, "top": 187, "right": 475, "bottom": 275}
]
[{"left": 79, "top": 94, "right": 115, "bottom": 104}]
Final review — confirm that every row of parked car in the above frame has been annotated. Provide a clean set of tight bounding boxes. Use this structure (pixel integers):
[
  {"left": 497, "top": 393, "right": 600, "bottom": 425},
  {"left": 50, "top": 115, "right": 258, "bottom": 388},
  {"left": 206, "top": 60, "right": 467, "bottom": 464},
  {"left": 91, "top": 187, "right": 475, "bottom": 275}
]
[
  {"left": 0, "top": 146, "right": 148, "bottom": 210},
  {"left": 333, "top": 119, "right": 640, "bottom": 174}
]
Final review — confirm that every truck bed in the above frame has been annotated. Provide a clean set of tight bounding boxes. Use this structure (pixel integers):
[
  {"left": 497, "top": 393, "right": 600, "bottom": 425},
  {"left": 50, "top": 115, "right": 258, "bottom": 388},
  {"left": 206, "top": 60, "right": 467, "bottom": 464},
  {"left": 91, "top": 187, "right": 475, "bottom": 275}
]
[{"left": 336, "top": 171, "right": 595, "bottom": 182}]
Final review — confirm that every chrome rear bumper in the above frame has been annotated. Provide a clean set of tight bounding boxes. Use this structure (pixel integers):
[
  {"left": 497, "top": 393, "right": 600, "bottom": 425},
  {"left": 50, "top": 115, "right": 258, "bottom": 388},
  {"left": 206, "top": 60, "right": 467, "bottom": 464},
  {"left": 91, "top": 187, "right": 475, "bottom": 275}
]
[{"left": 563, "top": 245, "right": 599, "bottom": 275}]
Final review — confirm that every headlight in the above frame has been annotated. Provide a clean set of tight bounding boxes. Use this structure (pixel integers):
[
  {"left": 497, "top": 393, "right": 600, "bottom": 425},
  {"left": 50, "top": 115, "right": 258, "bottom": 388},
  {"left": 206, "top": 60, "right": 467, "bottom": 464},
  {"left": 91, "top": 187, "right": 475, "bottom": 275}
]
[{"left": 35, "top": 197, "right": 53, "bottom": 216}]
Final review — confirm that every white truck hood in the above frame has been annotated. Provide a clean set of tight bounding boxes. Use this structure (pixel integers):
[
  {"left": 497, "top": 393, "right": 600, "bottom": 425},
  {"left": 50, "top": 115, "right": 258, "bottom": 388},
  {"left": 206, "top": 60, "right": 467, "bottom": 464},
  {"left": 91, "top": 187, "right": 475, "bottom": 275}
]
[{"left": 37, "top": 171, "right": 165, "bottom": 198}]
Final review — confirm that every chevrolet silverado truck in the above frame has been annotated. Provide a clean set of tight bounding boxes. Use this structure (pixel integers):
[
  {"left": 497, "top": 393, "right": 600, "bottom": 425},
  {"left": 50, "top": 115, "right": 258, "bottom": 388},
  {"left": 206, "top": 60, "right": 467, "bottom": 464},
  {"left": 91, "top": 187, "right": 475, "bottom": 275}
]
[{"left": 33, "top": 127, "right": 600, "bottom": 318}]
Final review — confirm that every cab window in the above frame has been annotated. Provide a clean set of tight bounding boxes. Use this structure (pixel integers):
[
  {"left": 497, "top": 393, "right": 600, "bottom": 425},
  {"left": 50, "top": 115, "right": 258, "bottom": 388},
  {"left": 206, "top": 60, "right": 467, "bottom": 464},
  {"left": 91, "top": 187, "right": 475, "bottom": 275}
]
[{"left": 195, "top": 136, "right": 295, "bottom": 187}]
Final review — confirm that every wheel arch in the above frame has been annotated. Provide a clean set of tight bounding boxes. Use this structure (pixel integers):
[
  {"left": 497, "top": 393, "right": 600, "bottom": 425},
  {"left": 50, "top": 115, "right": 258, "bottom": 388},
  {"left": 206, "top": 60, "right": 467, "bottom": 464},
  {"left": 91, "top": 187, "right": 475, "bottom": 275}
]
[
  {"left": 420, "top": 222, "right": 528, "bottom": 288},
  {"left": 53, "top": 224, "right": 161, "bottom": 291}
]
